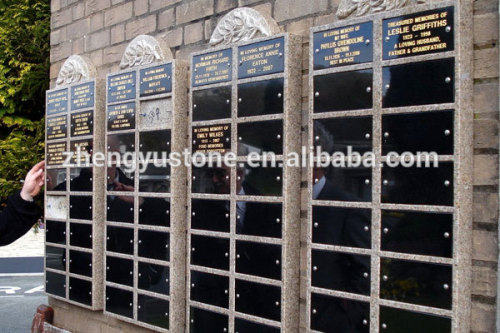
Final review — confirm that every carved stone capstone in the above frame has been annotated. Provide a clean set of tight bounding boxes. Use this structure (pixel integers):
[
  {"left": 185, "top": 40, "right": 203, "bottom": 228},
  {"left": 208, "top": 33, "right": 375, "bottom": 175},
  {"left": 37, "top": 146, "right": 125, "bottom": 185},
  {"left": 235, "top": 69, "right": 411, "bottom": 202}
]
[
  {"left": 120, "top": 35, "right": 173, "bottom": 69},
  {"left": 337, "top": 0, "right": 427, "bottom": 19},
  {"left": 56, "top": 55, "right": 96, "bottom": 87},
  {"left": 209, "top": 7, "right": 280, "bottom": 46}
]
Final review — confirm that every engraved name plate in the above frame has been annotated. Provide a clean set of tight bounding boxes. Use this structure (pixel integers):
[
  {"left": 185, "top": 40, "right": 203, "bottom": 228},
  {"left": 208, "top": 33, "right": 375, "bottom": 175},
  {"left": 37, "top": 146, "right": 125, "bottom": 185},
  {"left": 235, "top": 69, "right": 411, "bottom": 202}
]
[
  {"left": 108, "top": 72, "right": 136, "bottom": 103},
  {"left": 47, "top": 142, "right": 67, "bottom": 166},
  {"left": 108, "top": 102, "right": 136, "bottom": 131},
  {"left": 70, "top": 139, "right": 92, "bottom": 165},
  {"left": 192, "top": 49, "right": 232, "bottom": 87},
  {"left": 71, "top": 111, "right": 93, "bottom": 137},
  {"left": 47, "top": 116, "right": 67, "bottom": 140},
  {"left": 47, "top": 89, "right": 68, "bottom": 115},
  {"left": 71, "top": 82, "right": 94, "bottom": 110},
  {"left": 140, "top": 64, "right": 172, "bottom": 96},
  {"left": 192, "top": 124, "right": 231, "bottom": 153},
  {"left": 383, "top": 7, "right": 454, "bottom": 60},
  {"left": 238, "top": 37, "right": 284, "bottom": 79},
  {"left": 313, "top": 22, "right": 373, "bottom": 70}
]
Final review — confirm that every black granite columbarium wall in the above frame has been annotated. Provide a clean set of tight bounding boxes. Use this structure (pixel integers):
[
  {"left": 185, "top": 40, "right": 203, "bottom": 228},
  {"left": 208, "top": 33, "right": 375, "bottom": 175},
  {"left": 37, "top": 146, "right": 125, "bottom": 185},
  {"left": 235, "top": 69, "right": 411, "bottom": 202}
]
[
  {"left": 103, "top": 48, "right": 187, "bottom": 332},
  {"left": 45, "top": 65, "right": 105, "bottom": 310},
  {"left": 308, "top": 5, "right": 457, "bottom": 333},
  {"left": 188, "top": 32, "right": 302, "bottom": 333}
]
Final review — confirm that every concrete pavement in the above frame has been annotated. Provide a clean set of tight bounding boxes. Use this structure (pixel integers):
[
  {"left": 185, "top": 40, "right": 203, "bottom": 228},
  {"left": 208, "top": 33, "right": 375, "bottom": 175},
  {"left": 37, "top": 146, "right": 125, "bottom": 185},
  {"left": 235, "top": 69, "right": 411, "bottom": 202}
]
[
  {"left": 0, "top": 275, "right": 47, "bottom": 332},
  {"left": 0, "top": 228, "right": 46, "bottom": 332}
]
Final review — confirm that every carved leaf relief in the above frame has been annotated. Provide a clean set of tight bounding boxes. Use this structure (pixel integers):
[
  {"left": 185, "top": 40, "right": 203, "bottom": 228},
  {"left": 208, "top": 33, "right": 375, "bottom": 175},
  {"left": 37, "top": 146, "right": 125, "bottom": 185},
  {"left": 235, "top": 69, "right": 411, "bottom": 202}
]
[
  {"left": 337, "top": 0, "right": 427, "bottom": 19},
  {"left": 210, "top": 8, "right": 280, "bottom": 46},
  {"left": 56, "top": 55, "right": 96, "bottom": 87},
  {"left": 119, "top": 35, "right": 172, "bottom": 69}
]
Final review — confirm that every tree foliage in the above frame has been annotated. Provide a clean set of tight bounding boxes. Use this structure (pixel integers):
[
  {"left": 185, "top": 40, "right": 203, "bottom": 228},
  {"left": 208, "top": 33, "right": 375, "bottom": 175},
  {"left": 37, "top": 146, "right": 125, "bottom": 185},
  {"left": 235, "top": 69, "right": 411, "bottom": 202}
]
[
  {"left": 0, "top": 120, "right": 45, "bottom": 200},
  {"left": 0, "top": 0, "right": 50, "bottom": 205}
]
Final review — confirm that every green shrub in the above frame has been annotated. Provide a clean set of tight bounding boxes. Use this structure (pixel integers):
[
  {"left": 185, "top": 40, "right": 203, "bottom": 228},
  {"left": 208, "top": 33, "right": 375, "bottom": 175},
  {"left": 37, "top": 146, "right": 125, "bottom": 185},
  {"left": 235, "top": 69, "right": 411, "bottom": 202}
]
[{"left": 0, "top": 0, "right": 50, "bottom": 209}]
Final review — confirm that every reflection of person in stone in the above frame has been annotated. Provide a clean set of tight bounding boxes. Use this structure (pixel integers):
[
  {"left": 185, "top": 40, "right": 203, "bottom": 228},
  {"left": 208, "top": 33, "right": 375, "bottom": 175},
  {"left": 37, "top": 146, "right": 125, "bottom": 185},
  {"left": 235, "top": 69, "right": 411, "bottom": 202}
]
[
  {"left": 107, "top": 135, "right": 168, "bottom": 289},
  {"left": 46, "top": 168, "right": 62, "bottom": 191},
  {"left": 106, "top": 135, "right": 139, "bottom": 218},
  {"left": 196, "top": 146, "right": 261, "bottom": 233},
  {"left": 312, "top": 122, "right": 370, "bottom": 332},
  {"left": 210, "top": 163, "right": 258, "bottom": 232},
  {"left": 0, "top": 161, "right": 44, "bottom": 246}
]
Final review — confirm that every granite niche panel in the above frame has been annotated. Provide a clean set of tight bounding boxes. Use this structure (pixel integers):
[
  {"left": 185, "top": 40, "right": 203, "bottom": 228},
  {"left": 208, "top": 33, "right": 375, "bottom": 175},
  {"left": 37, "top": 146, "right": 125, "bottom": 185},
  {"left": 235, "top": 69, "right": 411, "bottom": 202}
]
[
  {"left": 188, "top": 33, "right": 302, "bottom": 332},
  {"left": 307, "top": 4, "right": 461, "bottom": 333},
  {"left": 45, "top": 59, "right": 105, "bottom": 310},
  {"left": 103, "top": 51, "right": 187, "bottom": 332}
]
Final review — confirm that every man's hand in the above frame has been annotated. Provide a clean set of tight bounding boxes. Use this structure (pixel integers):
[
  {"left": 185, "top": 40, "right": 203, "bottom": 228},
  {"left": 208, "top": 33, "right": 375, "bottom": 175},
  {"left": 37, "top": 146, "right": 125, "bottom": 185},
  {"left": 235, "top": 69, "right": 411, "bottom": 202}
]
[
  {"left": 114, "top": 181, "right": 137, "bottom": 204},
  {"left": 114, "top": 180, "right": 134, "bottom": 192},
  {"left": 20, "top": 161, "right": 45, "bottom": 201},
  {"left": 114, "top": 181, "right": 144, "bottom": 206}
]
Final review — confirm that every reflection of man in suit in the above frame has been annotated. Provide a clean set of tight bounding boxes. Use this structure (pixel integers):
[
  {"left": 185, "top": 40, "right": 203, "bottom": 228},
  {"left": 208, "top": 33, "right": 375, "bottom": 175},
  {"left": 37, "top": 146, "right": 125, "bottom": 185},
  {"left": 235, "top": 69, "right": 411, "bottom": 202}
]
[
  {"left": 197, "top": 145, "right": 276, "bottom": 235},
  {"left": 106, "top": 136, "right": 168, "bottom": 290},
  {"left": 49, "top": 142, "right": 95, "bottom": 285},
  {"left": 192, "top": 163, "right": 254, "bottom": 231},
  {"left": 46, "top": 168, "right": 65, "bottom": 192},
  {"left": 311, "top": 122, "right": 370, "bottom": 333},
  {"left": 191, "top": 148, "right": 280, "bottom": 315},
  {"left": 192, "top": 145, "right": 260, "bottom": 233}
]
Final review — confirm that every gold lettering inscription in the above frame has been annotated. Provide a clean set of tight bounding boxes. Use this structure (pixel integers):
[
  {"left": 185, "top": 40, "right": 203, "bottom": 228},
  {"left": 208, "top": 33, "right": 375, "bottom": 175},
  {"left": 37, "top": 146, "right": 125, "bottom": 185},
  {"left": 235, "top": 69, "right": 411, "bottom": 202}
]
[
  {"left": 72, "top": 84, "right": 93, "bottom": 108},
  {"left": 193, "top": 125, "right": 230, "bottom": 153},
  {"left": 108, "top": 104, "right": 135, "bottom": 130},
  {"left": 47, "top": 142, "right": 67, "bottom": 165},
  {"left": 141, "top": 67, "right": 169, "bottom": 95},
  {"left": 47, "top": 116, "right": 67, "bottom": 140},
  {"left": 71, "top": 140, "right": 91, "bottom": 163},
  {"left": 318, "top": 24, "right": 366, "bottom": 67},
  {"left": 194, "top": 51, "right": 231, "bottom": 85},
  {"left": 239, "top": 40, "right": 282, "bottom": 76},
  {"left": 385, "top": 8, "right": 450, "bottom": 57},
  {"left": 71, "top": 111, "right": 93, "bottom": 136},
  {"left": 109, "top": 73, "right": 134, "bottom": 100},
  {"left": 47, "top": 90, "right": 68, "bottom": 113}
]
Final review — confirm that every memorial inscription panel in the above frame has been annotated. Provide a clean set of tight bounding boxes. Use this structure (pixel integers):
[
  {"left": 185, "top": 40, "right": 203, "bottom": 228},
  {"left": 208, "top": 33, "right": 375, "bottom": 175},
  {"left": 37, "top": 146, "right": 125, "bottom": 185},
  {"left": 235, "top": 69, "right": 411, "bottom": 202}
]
[
  {"left": 192, "top": 49, "right": 232, "bottom": 87},
  {"left": 188, "top": 33, "right": 301, "bottom": 332},
  {"left": 71, "top": 111, "right": 93, "bottom": 137},
  {"left": 192, "top": 124, "right": 231, "bottom": 153},
  {"left": 45, "top": 71, "right": 103, "bottom": 310},
  {"left": 140, "top": 64, "right": 172, "bottom": 96},
  {"left": 308, "top": 5, "right": 459, "bottom": 332},
  {"left": 47, "top": 89, "right": 68, "bottom": 115},
  {"left": 108, "top": 72, "right": 136, "bottom": 103},
  {"left": 47, "top": 116, "right": 67, "bottom": 140},
  {"left": 46, "top": 142, "right": 67, "bottom": 166},
  {"left": 238, "top": 37, "right": 284, "bottom": 78},
  {"left": 104, "top": 55, "right": 187, "bottom": 333},
  {"left": 107, "top": 102, "right": 136, "bottom": 131},
  {"left": 71, "top": 82, "right": 94, "bottom": 110},
  {"left": 382, "top": 7, "right": 454, "bottom": 59},
  {"left": 313, "top": 22, "right": 373, "bottom": 70}
]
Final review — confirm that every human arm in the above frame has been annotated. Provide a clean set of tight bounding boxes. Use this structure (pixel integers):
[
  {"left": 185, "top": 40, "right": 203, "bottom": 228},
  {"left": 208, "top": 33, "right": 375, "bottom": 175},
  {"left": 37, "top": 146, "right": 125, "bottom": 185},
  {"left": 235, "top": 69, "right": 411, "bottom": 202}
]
[{"left": 0, "top": 161, "right": 44, "bottom": 246}]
